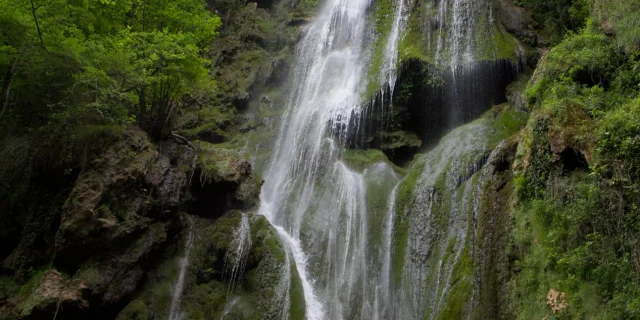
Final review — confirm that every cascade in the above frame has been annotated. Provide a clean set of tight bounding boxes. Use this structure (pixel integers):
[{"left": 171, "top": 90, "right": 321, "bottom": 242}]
[
  {"left": 255, "top": 0, "right": 521, "bottom": 318},
  {"left": 258, "top": 0, "right": 373, "bottom": 316}
]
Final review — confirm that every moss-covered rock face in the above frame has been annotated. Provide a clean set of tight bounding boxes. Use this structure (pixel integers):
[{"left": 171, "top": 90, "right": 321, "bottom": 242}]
[
  {"left": 389, "top": 105, "right": 526, "bottom": 319},
  {"left": 117, "top": 212, "right": 291, "bottom": 320},
  {"left": 351, "top": 0, "right": 529, "bottom": 164},
  {"left": 505, "top": 22, "right": 640, "bottom": 319},
  {"left": 363, "top": 0, "right": 526, "bottom": 98},
  {"left": 0, "top": 126, "right": 265, "bottom": 319}
]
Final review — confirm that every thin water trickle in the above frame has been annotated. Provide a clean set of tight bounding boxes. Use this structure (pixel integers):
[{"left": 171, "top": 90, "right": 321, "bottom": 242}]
[
  {"left": 220, "top": 297, "right": 240, "bottom": 320},
  {"left": 168, "top": 215, "right": 195, "bottom": 320},
  {"left": 373, "top": 183, "right": 399, "bottom": 320},
  {"left": 224, "top": 212, "right": 252, "bottom": 292}
]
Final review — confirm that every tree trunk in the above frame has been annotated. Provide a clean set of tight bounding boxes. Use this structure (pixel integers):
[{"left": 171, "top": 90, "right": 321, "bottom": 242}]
[{"left": 0, "top": 59, "right": 16, "bottom": 122}]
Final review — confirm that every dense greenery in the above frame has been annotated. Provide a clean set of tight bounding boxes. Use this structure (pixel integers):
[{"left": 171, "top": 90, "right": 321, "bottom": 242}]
[
  {"left": 511, "top": 2, "right": 640, "bottom": 317},
  {"left": 0, "top": 0, "right": 219, "bottom": 152},
  {"left": 1, "top": 0, "right": 640, "bottom": 318},
  {"left": 0, "top": 0, "right": 220, "bottom": 226},
  {"left": 518, "top": 0, "right": 589, "bottom": 44}
]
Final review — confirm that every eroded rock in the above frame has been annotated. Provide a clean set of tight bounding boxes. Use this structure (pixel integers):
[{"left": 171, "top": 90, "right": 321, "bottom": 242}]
[{"left": 547, "top": 288, "right": 568, "bottom": 314}]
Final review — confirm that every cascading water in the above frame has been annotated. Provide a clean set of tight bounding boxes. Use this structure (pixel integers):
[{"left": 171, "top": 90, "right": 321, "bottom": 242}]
[
  {"left": 373, "top": 183, "right": 399, "bottom": 320},
  {"left": 168, "top": 215, "right": 195, "bottom": 320},
  {"left": 255, "top": 0, "right": 521, "bottom": 317},
  {"left": 257, "top": 0, "right": 411, "bottom": 316}
]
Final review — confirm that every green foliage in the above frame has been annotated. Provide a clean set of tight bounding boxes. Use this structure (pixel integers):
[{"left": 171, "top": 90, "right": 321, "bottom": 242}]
[
  {"left": 0, "top": 0, "right": 220, "bottom": 139},
  {"left": 527, "top": 32, "right": 616, "bottom": 107},
  {"left": 0, "top": 0, "right": 221, "bottom": 232},
  {"left": 592, "top": 0, "right": 640, "bottom": 53},
  {"left": 513, "top": 22, "right": 640, "bottom": 318},
  {"left": 598, "top": 98, "right": 640, "bottom": 182},
  {"left": 519, "top": 0, "right": 589, "bottom": 45}
]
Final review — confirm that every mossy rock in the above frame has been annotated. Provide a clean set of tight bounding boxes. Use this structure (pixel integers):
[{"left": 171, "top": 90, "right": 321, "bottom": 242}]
[
  {"left": 341, "top": 149, "right": 404, "bottom": 173},
  {"left": 115, "top": 299, "right": 149, "bottom": 320},
  {"left": 194, "top": 141, "right": 252, "bottom": 184}
]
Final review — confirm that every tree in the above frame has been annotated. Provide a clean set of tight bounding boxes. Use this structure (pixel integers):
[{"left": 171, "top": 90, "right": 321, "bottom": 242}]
[{"left": 0, "top": 0, "right": 220, "bottom": 138}]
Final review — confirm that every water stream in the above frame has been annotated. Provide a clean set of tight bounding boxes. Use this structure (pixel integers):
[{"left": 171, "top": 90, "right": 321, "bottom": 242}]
[
  {"left": 168, "top": 215, "right": 195, "bottom": 320},
  {"left": 224, "top": 211, "right": 252, "bottom": 292},
  {"left": 258, "top": 0, "right": 371, "bottom": 316}
]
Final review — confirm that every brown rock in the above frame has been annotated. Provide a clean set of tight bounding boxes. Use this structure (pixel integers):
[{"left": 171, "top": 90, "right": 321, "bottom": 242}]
[
  {"left": 38, "top": 270, "right": 89, "bottom": 309},
  {"left": 547, "top": 288, "right": 568, "bottom": 314}
]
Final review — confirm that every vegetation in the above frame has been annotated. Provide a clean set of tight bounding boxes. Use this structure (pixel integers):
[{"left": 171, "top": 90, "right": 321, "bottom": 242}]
[
  {"left": 0, "top": 0, "right": 221, "bottom": 221},
  {"left": 518, "top": 0, "right": 589, "bottom": 44},
  {"left": 511, "top": 3, "right": 640, "bottom": 317},
  {"left": 0, "top": 0, "right": 219, "bottom": 137}
]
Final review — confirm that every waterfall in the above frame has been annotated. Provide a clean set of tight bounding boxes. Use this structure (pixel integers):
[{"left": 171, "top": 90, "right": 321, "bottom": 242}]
[
  {"left": 392, "top": 121, "right": 493, "bottom": 319},
  {"left": 258, "top": 0, "right": 372, "bottom": 316},
  {"left": 253, "top": 0, "right": 519, "bottom": 317},
  {"left": 168, "top": 215, "right": 195, "bottom": 320},
  {"left": 220, "top": 297, "right": 240, "bottom": 320},
  {"left": 256, "top": 0, "right": 410, "bottom": 317}
]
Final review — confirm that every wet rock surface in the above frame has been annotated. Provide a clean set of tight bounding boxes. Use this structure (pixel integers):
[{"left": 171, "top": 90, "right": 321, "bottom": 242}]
[{"left": 0, "top": 128, "right": 261, "bottom": 320}]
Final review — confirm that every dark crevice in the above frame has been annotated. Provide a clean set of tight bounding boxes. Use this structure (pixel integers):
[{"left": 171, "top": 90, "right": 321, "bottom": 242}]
[
  {"left": 559, "top": 147, "right": 589, "bottom": 174},
  {"left": 456, "top": 154, "right": 490, "bottom": 189},
  {"left": 186, "top": 169, "right": 242, "bottom": 219},
  {"left": 344, "top": 58, "right": 522, "bottom": 166}
]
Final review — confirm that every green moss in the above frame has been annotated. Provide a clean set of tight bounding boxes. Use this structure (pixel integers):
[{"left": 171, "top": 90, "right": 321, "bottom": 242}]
[
  {"left": 438, "top": 245, "right": 473, "bottom": 319},
  {"left": 391, "top": 159, "right": 425, "bottom": 285},
  {"left": 16, "top": 268, "right": 52, "bottom": 317},
  {"left": 194, "top": 141, "right": 250, "bottom": 183},
  {"left": 0, "top": 275, "right": 19, "bottom": 298},
  {"left": 341, "top": 149, "right": 404, "bottom": 173},
  {"left": 289, "top": 262, "right": 307, "bottom": 320},
  {"left": 487, "top": 104, "right": 529, "bottom": 147},
  {"left": 116, "top": 300, "right": 149, "bottom": 320},
  {"left": 178, "top": 105, "right": 237, "bottom": 141},
  {"left": 380, "top": 131, "right": 422, "bottom": 152},
  {"left": 182, "top": 282, "right": 228, "bottom": 320},
  {"left": 363, "top": 0, "right": 394, "bottom": 98},
  {"left": 251, "top": 215, "right": 286, "bottom": 263},
  {"left": 526, "top": 32, "right": 615, "bottom": 107},
  {"left": 398, "top": 13, "right": 435, "bottom": 65},
  {"left": 475, "top": 18, "right": 519, "bottom": 62}
]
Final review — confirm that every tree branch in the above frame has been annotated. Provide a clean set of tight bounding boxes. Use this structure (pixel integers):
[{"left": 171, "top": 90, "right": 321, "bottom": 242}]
[
  {"left": 29, "top": 0, "right": 48, "bottom": 52},
  {"left": 170, "top": 131, "right": 195, "bottom": 149}
]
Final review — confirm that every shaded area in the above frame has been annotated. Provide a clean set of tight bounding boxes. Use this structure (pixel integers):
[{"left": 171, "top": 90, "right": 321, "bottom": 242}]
[{"left": 346, "top": 58, "right": 521, "bottom": 164}]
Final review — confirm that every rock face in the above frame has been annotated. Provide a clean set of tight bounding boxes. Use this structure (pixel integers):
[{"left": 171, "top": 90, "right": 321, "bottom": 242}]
[
  {"left": 115, "top": 212, "right": 292, "bottom": 320},
  {"left": 346, "top": 59, "right": 521, "bottom": 165},
  {"left": 472, "top": 138, "right": 520, "bottom": 320},
  {"left": 0, "top": 128, "right": 261, "bottom": 320},
  {"left": 23, "top": 270, "right": 90, "bottom": 319}
]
